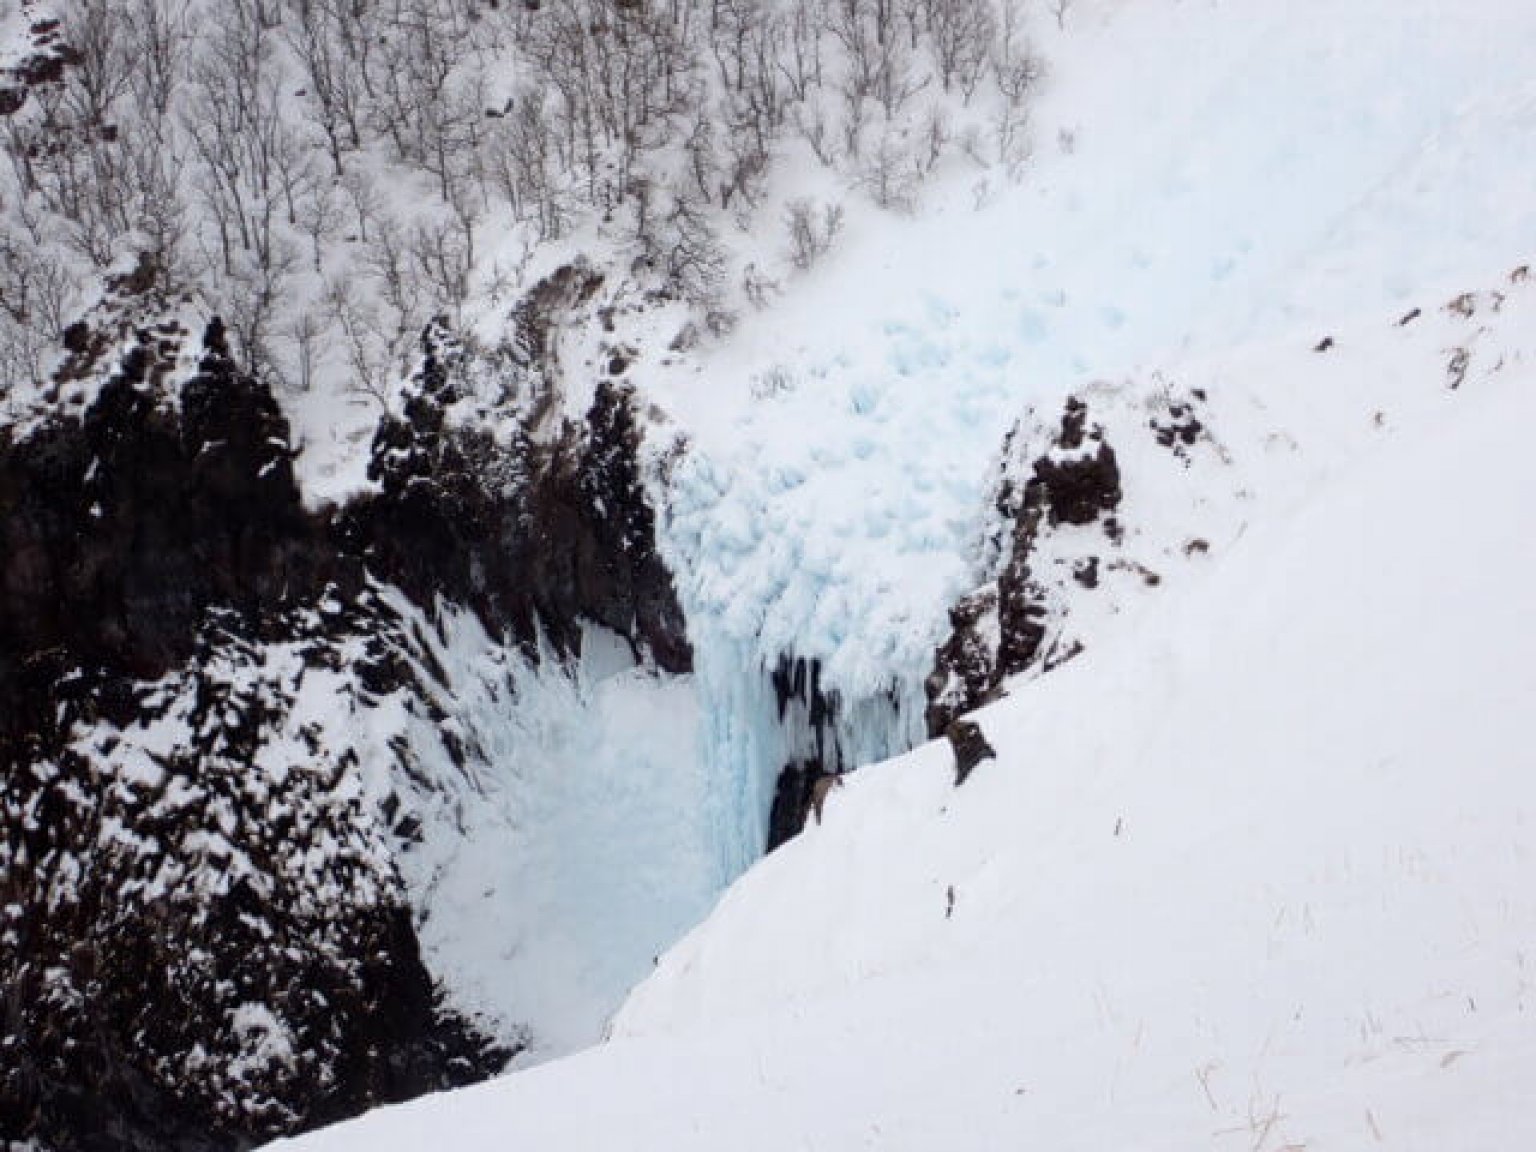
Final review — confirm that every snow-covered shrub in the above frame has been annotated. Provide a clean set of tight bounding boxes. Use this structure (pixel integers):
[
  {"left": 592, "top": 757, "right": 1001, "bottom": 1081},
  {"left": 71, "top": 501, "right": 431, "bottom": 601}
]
[{"left": 784, "top": 197, "right": 844, "bottom": 271}]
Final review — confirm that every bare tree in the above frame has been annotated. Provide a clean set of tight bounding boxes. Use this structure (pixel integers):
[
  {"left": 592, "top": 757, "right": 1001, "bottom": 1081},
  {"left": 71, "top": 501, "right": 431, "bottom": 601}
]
[
  {"left": 486, "top": 89, "right": 567, "bottom": 240},
  {"left": 860, "top": 125, "right": 919, "bottom": 210},
  {"left": 926, "top": 0, "right": 994, "bottom": 101},
  {"left": 127, "top": 0, "right": 192, "bottom": 125},
  {"left": 284, "top": 0, "right": 364, "bottom": 174},
  {"left": 784, "top": 198, "right": 845, "bottom": 270},
  {"left": 0, "top": 232, "right": 78, "bottom": 388},
  {"left": 297, "top": 180, "right": 343, "bottom": 271},
  {"left": 992, "top": 0, "right": 1041, "bottom": 172},
  {"left": 62, "top": 0, "right": 134, "bottom": 130}
]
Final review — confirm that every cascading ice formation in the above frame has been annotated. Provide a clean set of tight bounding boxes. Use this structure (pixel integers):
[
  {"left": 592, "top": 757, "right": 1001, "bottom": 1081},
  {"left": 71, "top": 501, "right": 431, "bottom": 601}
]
[
  {"left": 682, "top": 633, "right": 929, "bottom": 877},
  {"left": 633, "top": 283, "right": 1058, "bottom": 880},
  {"left": 389, "top": 600, "right": 721, "bottom": 1063},
  {"left": 648, "top": 419, "right": 979, "bottom": 878}
]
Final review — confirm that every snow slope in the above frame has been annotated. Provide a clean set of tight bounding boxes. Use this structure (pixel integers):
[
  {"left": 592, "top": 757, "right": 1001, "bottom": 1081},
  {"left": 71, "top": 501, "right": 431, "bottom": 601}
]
[
  {"left": 333, "top": 0, "right": 1536, "bottom": 1088},
  {"left": 274, "top": 292, "right": 1536, "bottom": 1150},
  {"left": 634, "top": 0, "right": 1536, "bottom": 865}
]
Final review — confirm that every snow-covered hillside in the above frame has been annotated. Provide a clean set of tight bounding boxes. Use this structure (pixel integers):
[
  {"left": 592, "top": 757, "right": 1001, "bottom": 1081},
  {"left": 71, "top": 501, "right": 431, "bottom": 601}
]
[
  {"left": 267, "top": 0, "right": 1536, "bottom": 1142},
  {"left": 275, "top": 285, "right": 1536, "bottom": 1150}
]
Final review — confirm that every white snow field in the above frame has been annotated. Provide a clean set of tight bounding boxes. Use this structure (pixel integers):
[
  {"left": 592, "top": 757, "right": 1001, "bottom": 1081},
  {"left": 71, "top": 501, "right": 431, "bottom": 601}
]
[
  {"left": 277, "top": 299, "right": 1536, "bottom": 1149},
  {"left": 278, "top": 0, "right": 1536, "bottom": 1136}
]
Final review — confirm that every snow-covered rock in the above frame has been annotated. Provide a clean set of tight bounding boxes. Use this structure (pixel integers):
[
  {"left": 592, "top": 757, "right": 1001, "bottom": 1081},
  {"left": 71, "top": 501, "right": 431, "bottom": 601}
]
[{"left": 0, "top": 268, "right": 706, "bottom": 1147}]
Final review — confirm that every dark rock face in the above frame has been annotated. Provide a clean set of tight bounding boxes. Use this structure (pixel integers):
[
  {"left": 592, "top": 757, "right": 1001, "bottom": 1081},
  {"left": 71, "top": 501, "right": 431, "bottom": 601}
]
[
  {"left": 0, "top": 16, "right": 79, "bottom": 118},
  {"left": 572, "top": 379, "right": 694, "bottom": 673},
  {"left": 946, "top": 719, "right": 996, "bottom": 787},
  {"left": 764, "top": 654, "right": 904, "bottom": 851},
  {"left": 346, "top": 312, "right": 691, "bottom": 676},
  {"left": 768, "top": 758, "right": 826, "bottom": 850},
  {"left": 1, "top": 274, "right": 691, "bottom": 1149},
  {"left": 1, "top": 318, "right": 342, "bottom": 698},
  {"left": 0, "top": 319, "right": 508, "bottom": 1151},
  {"left": 2, "top": 318, "right": 322, "bottom": 741},
  {"left": 1028, "top": 398, "right": 1123, "bottom": 527},
  {"left": 1, "top": 621, "right": 504, "bottom": 1152},
  {"left": 925, "top": 397, "right": 1123, "bottom": 736},
  {"left": 770, "top": 656, "right": 837, "bottom": 765},
  {"left": 765, "top": 656, "right": 841, "bottom": 850},
  {"left": 926, "top": 384, "right": 1216, "bottom": 738}
]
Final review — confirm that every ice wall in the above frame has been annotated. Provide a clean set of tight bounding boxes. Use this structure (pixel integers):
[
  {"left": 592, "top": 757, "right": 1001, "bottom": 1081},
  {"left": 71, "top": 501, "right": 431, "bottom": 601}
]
[
  {"left": 648, "top": 369, "right": 996, "bottom": 874},
  {"left": 683, "top": 631, "right": 929, "bottom": 877},
  {"left": 385, "top": 601, "right": 719, "bottom": 1063},
  {"left": 389, "top": 568, "right": 932, "bottom": 1061}
]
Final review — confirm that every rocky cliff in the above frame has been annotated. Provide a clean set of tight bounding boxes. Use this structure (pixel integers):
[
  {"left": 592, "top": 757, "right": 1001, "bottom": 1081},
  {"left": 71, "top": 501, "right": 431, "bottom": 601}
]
[{"left": 0, "top": 266, "right": 692, "bottom": 1150}]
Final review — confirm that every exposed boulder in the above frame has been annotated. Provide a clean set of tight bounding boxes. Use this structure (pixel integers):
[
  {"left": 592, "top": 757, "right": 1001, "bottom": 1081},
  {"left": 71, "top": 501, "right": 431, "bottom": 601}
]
[
  {"left": 1030, "top": 397, "right": 1123, "bottom": 526},
  {"left": 925, "top": 397, "right": 1123, "bottom": 736},
  {"left": 946, "top": 719, "right": 996, "bottom": 787},
  {"left": 768, "top": 758, "right": 827, "bottom": 850},
  {"left": 1149, "top": 394, "right": 1205, "bottom": 462}
]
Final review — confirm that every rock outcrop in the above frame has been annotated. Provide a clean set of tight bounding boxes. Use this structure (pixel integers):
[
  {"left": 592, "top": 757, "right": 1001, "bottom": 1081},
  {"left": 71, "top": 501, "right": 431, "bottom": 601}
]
[
  {"left": 0, "top": 314, "right": 508, "bottom": 1150},
  {"left": 925, "top": 382, "right": 1221, "bottom": 739},
  {"left": 925, "top": 397, "right": 1124, "bottom": 737},
  {"left": 347, "top": 312, "right": 691, "bottom": 678},
  {"left": 765, "top": 654, "right": 890, "bottom": 851},
  {"left": 1, "top": 267, "right": 693, "bottom": 1150}
]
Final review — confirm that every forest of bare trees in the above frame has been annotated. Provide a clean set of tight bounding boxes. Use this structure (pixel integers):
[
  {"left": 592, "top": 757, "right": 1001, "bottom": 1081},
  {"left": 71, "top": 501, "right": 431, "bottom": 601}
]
[{"left": 0, "top": 0, "right": 1043, "bottom": 396}]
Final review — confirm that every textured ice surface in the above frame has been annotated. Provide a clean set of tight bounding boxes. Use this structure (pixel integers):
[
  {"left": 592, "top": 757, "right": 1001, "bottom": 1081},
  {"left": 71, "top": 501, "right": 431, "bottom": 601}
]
[{"left": 377, "top": 603, "right": 716, "bottom": 1061}]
